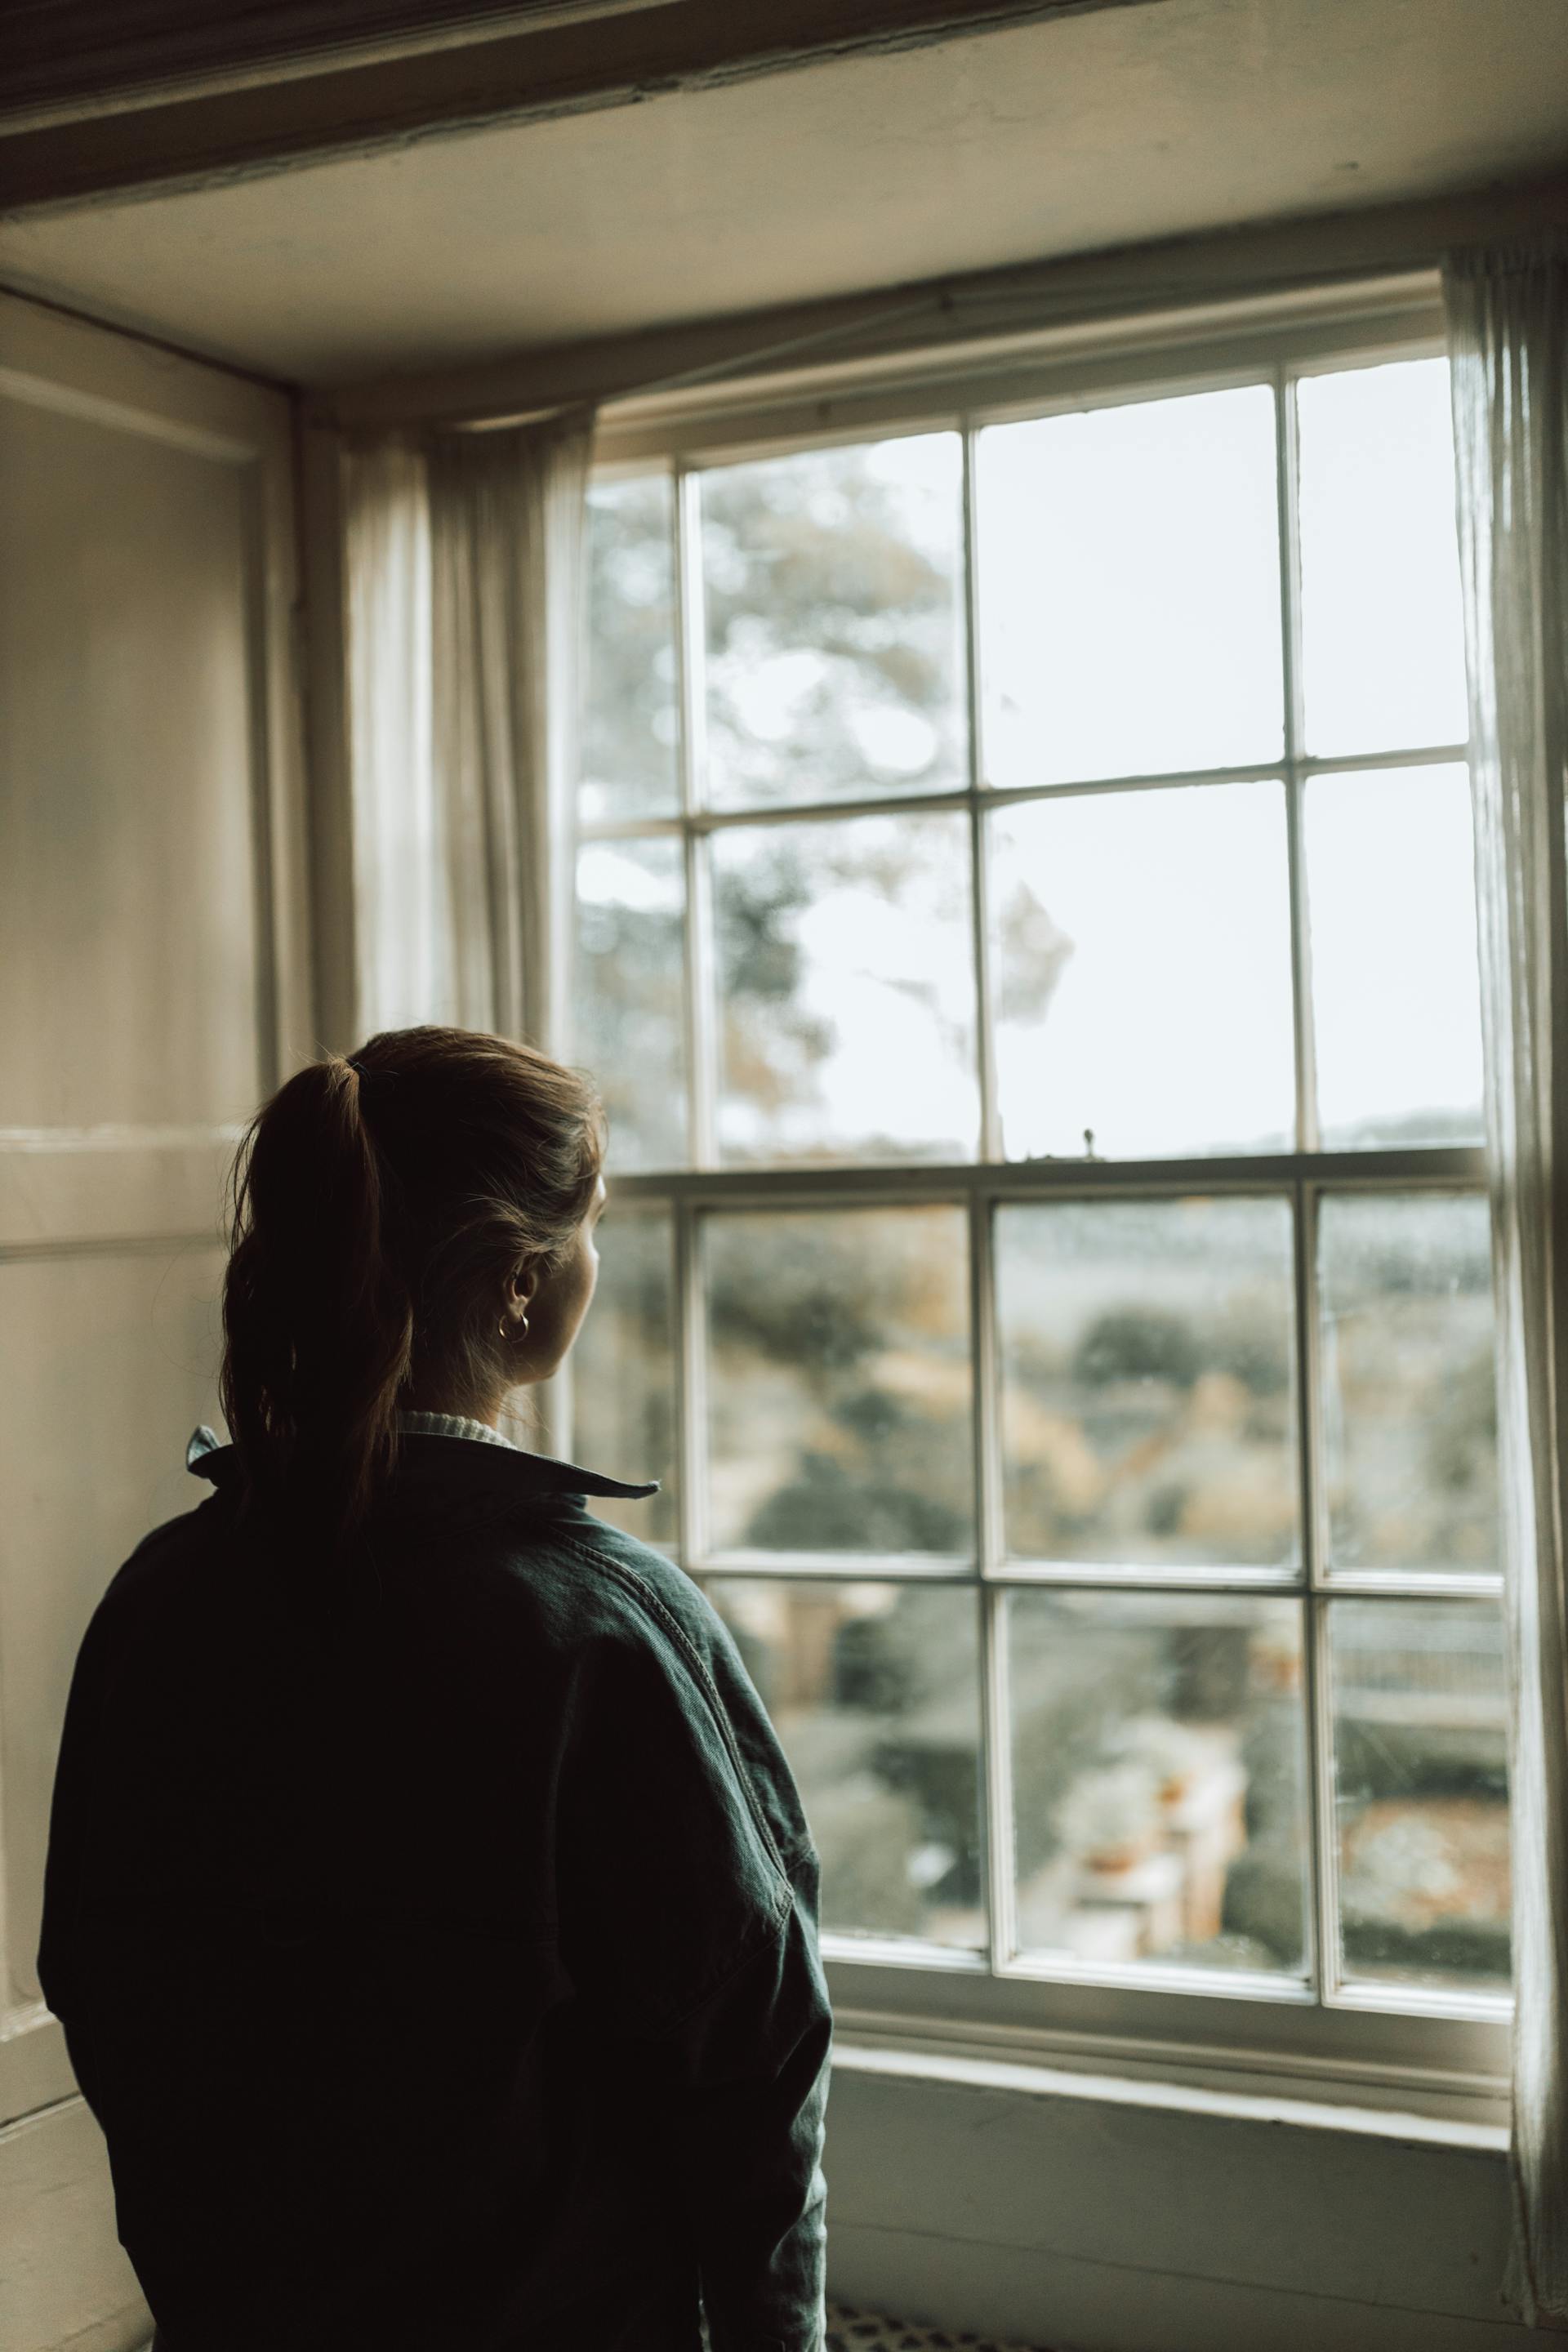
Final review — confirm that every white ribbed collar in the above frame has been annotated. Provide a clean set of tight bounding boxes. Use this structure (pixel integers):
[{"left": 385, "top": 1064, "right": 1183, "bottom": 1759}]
[
  {"left": 395, "top": 1409, "right": 519, "bottom": 1452},
  {"left": 185, "top": 1418, "right": 657, "bottom": 1502}
]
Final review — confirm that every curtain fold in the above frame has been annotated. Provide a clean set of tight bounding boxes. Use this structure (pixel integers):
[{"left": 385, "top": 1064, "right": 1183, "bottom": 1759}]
[
  {"left": 1445, "top": 235, "right": 1568, "bottom": 2331},
  {"left": 342, "top": 434, "right": 438, "bottom": 1032},
  {"left": 341, "top": 408, "right": 595, "bottom": 1048}
]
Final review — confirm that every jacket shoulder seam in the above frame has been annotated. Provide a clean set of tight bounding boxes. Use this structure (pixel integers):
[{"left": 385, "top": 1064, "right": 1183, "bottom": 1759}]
[
  {"left": 554, "top": 1530, "right": 795, "bottom": 1892},
  {"left": 655, "top": 1878, "right": 796, "bottom": 2039}
]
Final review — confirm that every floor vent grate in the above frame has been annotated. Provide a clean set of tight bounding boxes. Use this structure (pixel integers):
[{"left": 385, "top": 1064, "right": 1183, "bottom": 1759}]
[{"left": 826, "top": 2305, "right": 1053, "bottom": 2351}]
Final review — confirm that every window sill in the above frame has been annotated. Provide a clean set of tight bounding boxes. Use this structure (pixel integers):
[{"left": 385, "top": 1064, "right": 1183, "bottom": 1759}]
[
  {"left": 831, "top": 2032, "right": 1509, "bottom": 2152},
  {"left": 826, "top": 1961, "right": 1512, "bottom": 2136}
]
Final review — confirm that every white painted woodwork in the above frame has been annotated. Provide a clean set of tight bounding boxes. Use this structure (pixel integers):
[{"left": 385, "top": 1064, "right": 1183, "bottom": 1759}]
[
  {"left": 826, "top": 2056, "right": 1530, "bottom": 2350},
  {"left": 0, "top": 2102, "right": 154, "bottom": 2352},
  {"left": 0, "top": 288, "right": 307, "bottom": 2352}
]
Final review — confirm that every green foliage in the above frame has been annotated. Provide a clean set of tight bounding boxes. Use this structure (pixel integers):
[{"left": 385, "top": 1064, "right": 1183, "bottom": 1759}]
[
  {"left": 744, "top": 1453, "right": 965, "bottom": 1554},
  {"left": 1072, "top": 1307, "right": 1203, "bottom": 1391},
  {"left": 1205, "top": 1303, "right": 1293, "bottom": 1397},
  {"left": 701, "top": 444, "right": 958, "bottom": 800},
  {"left": 581, "top": 477, "right": 679, "bottom": 812},
  {"left": 1426, "top": 1345, "right": 1498, "bottom": 1494}
]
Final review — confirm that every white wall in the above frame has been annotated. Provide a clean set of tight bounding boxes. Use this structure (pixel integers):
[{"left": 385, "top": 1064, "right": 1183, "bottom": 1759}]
[
  {"left": 826, "top": 2056, "right": 1528, "bottom": 2352},
  {"left": 0, "top": 291, "right": 307, "bottom": 2352}
]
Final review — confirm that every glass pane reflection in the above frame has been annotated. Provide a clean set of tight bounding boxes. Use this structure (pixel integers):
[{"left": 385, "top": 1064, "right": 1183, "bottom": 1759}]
[
  {"left": 575, "top": 835, "right": 687, "bottom": 1171},
  {"left": 1306, "top": 765, "right": 1483, "bottom": 1151},
  {"left": 1296, "top": 359, "right": 1468, "bottom": 760},
  {"left": 991, "top": 782, "right": 1295, "bottom": 1161},
  {"left": 1331, "top": 1599, "right": 1510, "bottom": 1992},
  {"left": 708, "top": 1578, "right": 984, "bottom": 1949},
  {"left": 581, "top": 473, "right": 681, "bottom": 823},
  {"left": 996, "top": 1196, "right": 1299, "bottom": 1571},
  {"left": 705, "top": 1206, "right": 972, "bottom": 1555},
  {"left": 712, "top": 811, "right": 978, "bottom": 1165},
  {"left": 1318, "top": 1195, "right": 1498, "bottom": 1576},
  {"left": 569, "top": 1209, "right": 678, "bottom": 1546},
  {"left": 1009, "top": 1590, "right": 1308, "bottom": 1978},
  {"left": 701, "top": 434, "right": 966, "bottom": 809},
  {"left": 978, "top": 383, "right": 1283, "bottom": 789}
]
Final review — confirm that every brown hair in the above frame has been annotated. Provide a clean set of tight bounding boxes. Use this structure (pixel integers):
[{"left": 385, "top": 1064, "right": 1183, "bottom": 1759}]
[{"left": 220, "top": 1026, "right": 604, "bottom": 1544}]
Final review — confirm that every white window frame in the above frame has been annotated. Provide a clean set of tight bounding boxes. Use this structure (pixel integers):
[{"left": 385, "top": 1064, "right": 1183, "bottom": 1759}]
[{"left": 574, "top": 278, "right": 1512, "bottom": 2123}]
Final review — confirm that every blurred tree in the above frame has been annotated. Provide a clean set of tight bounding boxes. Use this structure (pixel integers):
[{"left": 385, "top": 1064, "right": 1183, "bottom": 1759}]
[
  {"left": 701, "top": 439, "right": 963, "bottom": 804},
  {"left": 581, "top": 474, "right": 679, "bottom": 820},
  {"left": 745, "top": 1451, "right": 965, "bottom": 1554},
  {"left": 577, "top": 447, "right": 986, "bottom": 1165},
  {"left": 1426, "top": 1343, "right": 1497, "bottom": 1496},
  {"left": 1206, "top": 1294, "right": 1294, "bottom": 1399},
  {"left": 1073, "top": 1307, "right": 1202, "bottom": 1392}
]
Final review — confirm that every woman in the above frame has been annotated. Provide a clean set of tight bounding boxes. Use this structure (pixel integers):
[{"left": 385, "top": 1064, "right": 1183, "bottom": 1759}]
[{"left": 38, "top": 1026, "right": 831, "bottom": 2352}]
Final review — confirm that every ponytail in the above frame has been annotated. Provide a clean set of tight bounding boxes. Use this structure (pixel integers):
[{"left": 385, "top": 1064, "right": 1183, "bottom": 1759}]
[
  {"left": 220, "top": 1058, "right": 414, "bottom": 1545},
  {"left": 219, "top": 1027, "right": 604, "bottom": 1548}
]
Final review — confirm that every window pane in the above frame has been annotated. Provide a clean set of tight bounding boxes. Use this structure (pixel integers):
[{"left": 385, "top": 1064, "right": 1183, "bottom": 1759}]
[
  {"left": 1330, "top": 1599, "right": 1510, "bottom": 1992},
  {"left": 581, "top": 473, "right": 680, "bottom": 822},
  {"left": 1307, "top": 765, "right": 1484, "bottom": 1150},
  {"left": 712, "top": 810, "right": 978, "bottom": 1164},
  {"left": 701, "top": 433, "right": 965, "bottom": 808},
  {"left": 996, "top": 1197, "right": 1299, "bottom": 1571},
  {"left": 978, "top": 383, "right": 1283, "bottom": 789},
  {"left": 568, "top": 1208, "right": 678, "bottom": 1546},
  {"left": 574, "top": 835, "right": 687, "bottom": 1170},
  {"left": 1297, "top": 359, "right": 1468, "bottom": 758},
  {"left": 708, "top": 1579, "right": 983, "bottom": 1949},
  {"left": 1318, "top": 1194, "right": 1498, "bottom": 1577},
  {"left": 706, "top": 1206, "right": 972, "bottom": 1554},
  {"left": 991, "top": 782, "right": 1295, "bottom": 1160},
  {"left": 1009, "top": 1591, "right": 1307, "bottom": 1978}
]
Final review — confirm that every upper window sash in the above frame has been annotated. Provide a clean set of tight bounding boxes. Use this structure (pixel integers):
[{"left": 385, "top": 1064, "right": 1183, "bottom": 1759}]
[{"left": 587, "top": 278, "right": 1445, "bottom": 476}]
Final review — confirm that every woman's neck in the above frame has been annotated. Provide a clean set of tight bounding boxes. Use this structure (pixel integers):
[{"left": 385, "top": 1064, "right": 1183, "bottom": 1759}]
[{"left": 399, "top": 1380, "right": 504, "bottom": 1432}]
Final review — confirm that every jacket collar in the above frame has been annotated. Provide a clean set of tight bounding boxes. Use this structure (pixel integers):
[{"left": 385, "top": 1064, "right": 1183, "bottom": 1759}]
[{"left": 184, "top": 1423, "right": 658, "bottom": 1504}]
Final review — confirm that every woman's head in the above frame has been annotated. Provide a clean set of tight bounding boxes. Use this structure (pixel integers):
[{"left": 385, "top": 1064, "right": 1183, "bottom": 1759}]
[{"left": 220, "top": 1026, "right": 605, "bottom": 1540}]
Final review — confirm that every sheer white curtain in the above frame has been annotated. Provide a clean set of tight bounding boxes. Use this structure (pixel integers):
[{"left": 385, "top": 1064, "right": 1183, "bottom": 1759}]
[
  {"left": 1445, "top": 235, "right": 1568, "bottom": 2329},
  {"left": 341, "top": 409, "right": 595, "bottom": 1048},
  {"left": 342, "top": 434, "right": 439, "bottom": 1031}
]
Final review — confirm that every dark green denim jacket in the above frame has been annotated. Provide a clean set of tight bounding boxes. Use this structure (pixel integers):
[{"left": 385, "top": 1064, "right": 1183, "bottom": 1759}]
[{"left": 38, "top": 1429, "right": 831, "bottom": 2352}]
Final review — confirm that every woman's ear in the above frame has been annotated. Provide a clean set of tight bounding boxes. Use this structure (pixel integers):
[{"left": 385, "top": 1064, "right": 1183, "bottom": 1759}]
[{"left": 506, "top": 1262, "right": 541, "bottom": 1314}]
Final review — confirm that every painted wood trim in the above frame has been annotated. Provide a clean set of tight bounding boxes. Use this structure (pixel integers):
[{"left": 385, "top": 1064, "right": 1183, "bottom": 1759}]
[{"left": 323, "top": 172, "right": 1568, "bottom": 429}]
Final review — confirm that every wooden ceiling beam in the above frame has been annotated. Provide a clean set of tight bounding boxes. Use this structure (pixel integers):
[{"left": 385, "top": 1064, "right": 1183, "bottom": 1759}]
[{"left": 0, "top": 0, "right": 1163, "bottom": 215}]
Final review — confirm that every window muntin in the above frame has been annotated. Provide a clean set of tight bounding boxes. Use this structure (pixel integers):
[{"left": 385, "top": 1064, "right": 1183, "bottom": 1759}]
[{"left": 572, "top": 341, "right": 1508, "bottom": 2030}]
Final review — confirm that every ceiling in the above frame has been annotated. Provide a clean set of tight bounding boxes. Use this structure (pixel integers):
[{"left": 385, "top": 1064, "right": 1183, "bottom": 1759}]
[{"left": 2, "top": 0, "right": 1566, "bottom": 390}]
